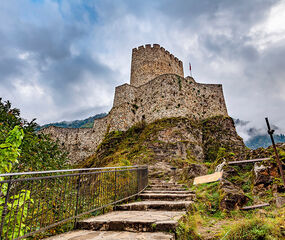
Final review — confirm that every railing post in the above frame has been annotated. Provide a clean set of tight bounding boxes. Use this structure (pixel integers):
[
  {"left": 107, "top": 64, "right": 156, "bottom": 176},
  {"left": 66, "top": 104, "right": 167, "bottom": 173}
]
[
  {"left": 137, "top": 167, "right": 140, "bottom": 193},
  {"left": 0, "top": 176, "right": 12, "bottom": 238},
  {"left": 114, "top": 170, "right": 117, "bottom": 210},
  {"left": 74, "top": 175, "right": 81, "bottom": 228}
]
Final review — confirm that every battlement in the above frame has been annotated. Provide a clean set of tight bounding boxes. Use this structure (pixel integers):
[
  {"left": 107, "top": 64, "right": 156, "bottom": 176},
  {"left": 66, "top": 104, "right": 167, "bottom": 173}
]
[{"left": 130, "top": 44, "right": 184, "bottom": 87}]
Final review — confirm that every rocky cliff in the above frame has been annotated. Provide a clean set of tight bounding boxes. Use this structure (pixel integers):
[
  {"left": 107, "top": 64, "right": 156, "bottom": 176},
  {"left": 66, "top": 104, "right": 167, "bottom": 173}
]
[{"left": 79, "top": 115, "right": 246, "bottom": 178}]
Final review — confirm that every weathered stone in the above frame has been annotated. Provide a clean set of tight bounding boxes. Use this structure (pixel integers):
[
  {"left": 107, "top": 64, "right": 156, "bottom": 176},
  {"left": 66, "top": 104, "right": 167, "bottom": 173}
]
[
  {"left": 44, "top": 230, "right": 175, "bottom": 240},
  {"left": 131, "top": 44, "right": 184, "bottom": 87},
  {"left": 276, "top": 196, "right": 285, "bottom": 208},
  {"left": 223, "top": 166, "right": 238, "bottom": 179},
  {"left": 252, "top": 162, "right": 282, "bottom": 196},
  {"left": 77, "top": 210, "right": 185, "bottom": 232},
  {"left": 149, "top": 187, "right": 187, "bottom": 191},
  {"left": 183, "top": 163, "right": 208, "bottom": 179},
  {"left": 117, "top": 200, "right": 193, "bottom": 211},
  {"left": 143, "top": 190, "right": 194, "bottom": 194},
  {"left": 139, "top": 193, "right": 195, "bottom": 201},
  {"left": 254, "top": 163, "right": 273, "bottom": 186},
  {"left": 219, "top": 179, "right": 249, "bottom": 210}
]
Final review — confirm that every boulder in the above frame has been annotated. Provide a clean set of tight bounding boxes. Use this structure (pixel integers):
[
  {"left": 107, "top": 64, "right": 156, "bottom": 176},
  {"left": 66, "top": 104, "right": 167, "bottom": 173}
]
[
  {"left": 183, "top": 163, "right": 208, "bottom": 179},
  {"left": 223, "top": 166, "right": 238, "bottom": 179},
  {"left": 276, "top": 196, "right": 285, "bottom": 208},
  {"left": 219, "top": 179, "right": 249, "bottom": 210}
]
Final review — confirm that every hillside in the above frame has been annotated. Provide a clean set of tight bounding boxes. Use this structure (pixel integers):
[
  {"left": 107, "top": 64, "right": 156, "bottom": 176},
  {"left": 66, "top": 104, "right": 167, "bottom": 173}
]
[
  {"left": 39, "top": 113, "right": 107, "bottom": 130},
  {"left": 79, "top": 116, "right": 246, "bottom": 175},
  {"left": 77, "top": 115, "right": 285, "bottom": 239},
  {"left": 234, "top": 118, "right": 285, "bottom": 149},
  {"left": 40, "top": 115, "right": 285, "bottom": 149}
]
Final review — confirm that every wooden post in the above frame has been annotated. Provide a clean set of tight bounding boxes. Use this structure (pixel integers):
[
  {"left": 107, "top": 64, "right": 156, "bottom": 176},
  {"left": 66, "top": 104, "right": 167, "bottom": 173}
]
[{"left": 265, "top": 117, "right": 285, "bottom": 188}]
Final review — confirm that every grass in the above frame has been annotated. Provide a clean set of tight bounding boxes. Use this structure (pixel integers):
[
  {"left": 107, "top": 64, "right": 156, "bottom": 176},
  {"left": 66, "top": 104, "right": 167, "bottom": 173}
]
[
  {"left": 177, "top": 203, "right": 285, "bottom": 240},
  {"left": 220, "top": 212, "right": 284, "bottom": 240},
  {"left": 176, "top": 214, "right": 201, "bottom": 240}
]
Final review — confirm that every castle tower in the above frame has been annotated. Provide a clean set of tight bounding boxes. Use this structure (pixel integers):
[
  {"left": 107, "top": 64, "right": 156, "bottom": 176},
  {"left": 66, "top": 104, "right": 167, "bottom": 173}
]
[{"left": 130, "top": 44, "right": 184, "bottom": 87}]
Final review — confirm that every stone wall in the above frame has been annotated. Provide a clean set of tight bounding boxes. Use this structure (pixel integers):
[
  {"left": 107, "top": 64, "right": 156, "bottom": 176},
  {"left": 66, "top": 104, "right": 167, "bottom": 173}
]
[
  {"left": 130, "top": 44, "right": 184, "bottom": 87},
  {"left": 110, "top": 74, "right": 228, "bottom": 131},
  {"left": 40, "top": 126, "right": 105, "bottom": 164}
]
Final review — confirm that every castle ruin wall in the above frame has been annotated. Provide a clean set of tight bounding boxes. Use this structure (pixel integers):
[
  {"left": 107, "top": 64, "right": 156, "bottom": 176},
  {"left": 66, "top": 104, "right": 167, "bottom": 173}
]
[{"left": 40, "top": 126, "right": 104, "bottom": 164}]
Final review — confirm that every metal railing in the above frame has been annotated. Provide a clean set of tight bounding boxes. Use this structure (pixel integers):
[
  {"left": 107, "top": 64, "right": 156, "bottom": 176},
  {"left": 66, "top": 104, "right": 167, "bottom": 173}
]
[{"left": 0, "top": 165, "right": 148, "bottom": 239}]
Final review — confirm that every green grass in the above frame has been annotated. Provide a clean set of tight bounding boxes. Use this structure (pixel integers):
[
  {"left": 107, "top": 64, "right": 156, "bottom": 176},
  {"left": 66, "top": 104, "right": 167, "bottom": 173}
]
[{"left": 221, "top": 216, "right": 284, "bottom": 240}]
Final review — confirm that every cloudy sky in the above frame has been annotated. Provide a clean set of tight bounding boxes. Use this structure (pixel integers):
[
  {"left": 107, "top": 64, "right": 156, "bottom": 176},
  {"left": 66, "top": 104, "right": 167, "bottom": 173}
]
[{"left": 0, "top": 0, "right": 285, "bottom": 138}]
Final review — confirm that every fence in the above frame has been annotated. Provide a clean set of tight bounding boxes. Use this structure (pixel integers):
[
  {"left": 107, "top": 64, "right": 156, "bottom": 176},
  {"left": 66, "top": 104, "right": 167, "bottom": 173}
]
[{"left": 0, "top": 165, "right": 148, "bottom": 239}]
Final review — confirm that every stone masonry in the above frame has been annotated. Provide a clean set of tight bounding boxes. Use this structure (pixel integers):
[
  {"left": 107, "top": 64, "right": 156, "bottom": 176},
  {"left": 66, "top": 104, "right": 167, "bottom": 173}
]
[{"left": 42, "top": 44, "right": 228, "bottom": 164}]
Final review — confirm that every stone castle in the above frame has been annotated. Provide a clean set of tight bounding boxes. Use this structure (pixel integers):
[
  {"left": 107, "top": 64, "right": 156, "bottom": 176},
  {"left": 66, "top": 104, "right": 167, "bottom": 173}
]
[{"left": 42, "top": 44, "right": 228, "bottom": 163}]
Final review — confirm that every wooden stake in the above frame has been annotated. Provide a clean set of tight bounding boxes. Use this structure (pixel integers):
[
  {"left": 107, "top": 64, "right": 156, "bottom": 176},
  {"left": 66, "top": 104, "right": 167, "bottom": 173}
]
[{"left": 265, "top": 117, "right": 285, "bottom": 188}]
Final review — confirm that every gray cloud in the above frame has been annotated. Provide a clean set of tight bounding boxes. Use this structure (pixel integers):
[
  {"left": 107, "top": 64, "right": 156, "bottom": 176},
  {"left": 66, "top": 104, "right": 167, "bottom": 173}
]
[{"left": 0, "top": 0, "right": 284, "bottom": 136}]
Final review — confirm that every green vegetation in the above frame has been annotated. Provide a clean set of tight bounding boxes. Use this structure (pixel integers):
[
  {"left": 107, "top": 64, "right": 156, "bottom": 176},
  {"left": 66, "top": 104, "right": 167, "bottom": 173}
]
[
  {"left": 38, "top": 113, "right": 107, "bottom": 130},
  {"left": 176, "top": 214, "right": 201, "bottom": 240},
  {"left": 221, "top": 212, "right": 284, "bottom": 240},
  {"left": 202, "top": 116, "right": 243, "bottom": 163},
  {"left": 0, "top": 98, "right": 69, "bottom": 172},
  {"left": 80, "top": 117, "right": 197, "bottom": 168},
  {"left": 0, "top": 126, "right": 34, "bottom": 239}
]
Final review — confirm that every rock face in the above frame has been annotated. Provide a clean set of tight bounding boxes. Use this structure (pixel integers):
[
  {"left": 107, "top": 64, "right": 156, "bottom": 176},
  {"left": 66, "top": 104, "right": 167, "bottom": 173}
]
[
  {"left": 182, "top": 164, "right": 208, "bottom": 179},
  {"left": 81, "top": 116, "right": 246, "bottom": 183},
  {"left": 276, "top": 196, "right": 285, "bottom": 208},
  {"left": 253, "top": 161, "right": 285, "bottom": 197},
  {"left": 219, "top": 179, "right": 249, "bottom": 210}
]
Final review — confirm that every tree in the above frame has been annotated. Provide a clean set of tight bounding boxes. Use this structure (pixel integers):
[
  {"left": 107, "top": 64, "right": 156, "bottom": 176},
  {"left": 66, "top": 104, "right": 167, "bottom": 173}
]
[{"left": 0, "top": 98, "right": 69, "bottom": 172}]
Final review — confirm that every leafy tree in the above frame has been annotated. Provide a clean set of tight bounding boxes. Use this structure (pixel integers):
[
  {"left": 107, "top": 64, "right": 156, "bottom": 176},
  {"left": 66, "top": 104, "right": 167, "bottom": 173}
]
[
  {"left": 0, "top": 98, "right": 69, "bottom": 172},
  {"left": 0, "top": 126, "right": 33, "bottom": 239}
]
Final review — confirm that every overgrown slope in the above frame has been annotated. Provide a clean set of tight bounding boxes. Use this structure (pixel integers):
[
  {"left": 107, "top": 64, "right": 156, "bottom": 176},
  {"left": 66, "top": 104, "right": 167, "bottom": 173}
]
[{"left": 79, "top": 116, "right": 245, "bottom": 174}]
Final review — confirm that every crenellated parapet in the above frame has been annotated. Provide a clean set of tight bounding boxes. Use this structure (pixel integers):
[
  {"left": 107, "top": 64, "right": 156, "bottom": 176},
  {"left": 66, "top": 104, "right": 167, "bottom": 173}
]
[{"left": 130, "top": 44, "right": 184, "bottom": 87}]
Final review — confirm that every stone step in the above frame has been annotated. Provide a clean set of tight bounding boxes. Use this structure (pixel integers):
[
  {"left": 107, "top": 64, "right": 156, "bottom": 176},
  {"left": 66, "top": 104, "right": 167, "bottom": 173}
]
[
  {"left": 117, "top": 200, "right": 193, "bottom": 211},
  {"left": 149, "top": 187, "right": 186, "bottom": 191},
  {"left": 77, "top": 211, "right": 185, "bottom": 233},
  {"left": 45, "top": 230, "right": 175, "bottom": 240},
  {"left": 143, "top": 190, "right": 194, "bottom": 194},
  {"left": 139, "top": 193, "right": 195, "bottom": 201},
  {"left": 149, "top": 184, "right": 185, "bottom": 188}
]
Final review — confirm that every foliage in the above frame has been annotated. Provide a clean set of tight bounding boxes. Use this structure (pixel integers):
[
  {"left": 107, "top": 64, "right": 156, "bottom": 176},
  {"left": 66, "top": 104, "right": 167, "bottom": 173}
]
[
  {"left": 0, "top": 98, "right": 69, "bottom": 172},
  {"left": 79, "top": 117, "right": 186, "bottom": 168},
  {"left": 211, "top": 147, "right": 235, "bottom": 170},
  {"left": 0, "top": 126, "right": 24, "bottom": 174},
  {"left": 192, "top": 182, "right": 222, "bottom": 216},
  {"left": 202, "top": 116, "right": 242, "bottom": 162},
  {"left": 0, "top": 126, "right": 34, "bottom": 239},
  {"left": 38, "top": 113, "right": 107, "bottom": 130},
  {"left": 176, "top": 214, "right": 201, "bottom": 240}
]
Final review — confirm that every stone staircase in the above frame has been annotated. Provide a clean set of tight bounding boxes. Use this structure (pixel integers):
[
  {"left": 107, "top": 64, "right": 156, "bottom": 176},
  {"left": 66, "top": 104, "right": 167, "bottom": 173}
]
[{"left": 46, "top": 179, "right": 194, "bottom": 240}]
